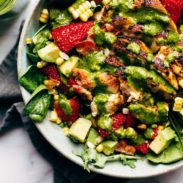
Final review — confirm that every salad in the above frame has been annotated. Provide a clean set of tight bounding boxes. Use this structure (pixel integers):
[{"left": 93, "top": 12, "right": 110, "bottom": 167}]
[{"left": 19, "top": 0, "right": 183, "bottom": 170}]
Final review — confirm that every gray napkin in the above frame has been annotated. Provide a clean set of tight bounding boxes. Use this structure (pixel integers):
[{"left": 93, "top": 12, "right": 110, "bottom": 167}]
[{"left": 0, "top": 27, "right": 128, "bottom": 183}]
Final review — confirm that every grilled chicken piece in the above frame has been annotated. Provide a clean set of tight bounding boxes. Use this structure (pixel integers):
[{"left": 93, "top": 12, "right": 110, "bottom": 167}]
[
  {"left": 98, "top": 72, "right": 120, "bottom": 93},
  {"left": 105, "top": 55, "right": 124, "bottom": 67},
  {"left": 72, "top": 68, "right": 96, "bottom": 90},
  {"left": 105, "top": 94, "right": 125, "bottom": 115},
  {"left": 171, "top": 60, "right": 183, "bottom": 78},
  {"left": 113, "top": 37, "right": 151, "bottom": 66},
  {"left": 72, "top": 85, "right": 93, "bottom": 101},
  {"left": 115, "top": 140, "right": 136, "bottom": 156},
  {"left": 152, "top": 46, "right": 179, "bottom": 89}
]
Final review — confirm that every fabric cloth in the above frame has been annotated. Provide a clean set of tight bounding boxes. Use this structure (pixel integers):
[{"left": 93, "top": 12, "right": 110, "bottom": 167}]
[{"left": 0, "top": 27, "right": 128, "bottom": 183}]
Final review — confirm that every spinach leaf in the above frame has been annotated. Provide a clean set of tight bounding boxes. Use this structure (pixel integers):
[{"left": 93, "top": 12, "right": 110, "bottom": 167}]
[
  {"left": 19, "top": 66, "right": 47, "bottom": 93},
  {"left": 24, "top": 85, "right": 51, "bottom": 122},
  {"left": 74, "top": 146, "right": 138, "bottom": 171},
  {"left": 49, "top": 9, "right": 72, "bottom": 29}
]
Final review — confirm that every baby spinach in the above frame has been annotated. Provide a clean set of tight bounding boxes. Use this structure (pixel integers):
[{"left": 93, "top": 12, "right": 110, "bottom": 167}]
[
  {"left": 19, "top": 66, "right": 47, "bottom": 93},
  {"left": 24, "top": 85, "right": 51, "bottom": 122}
]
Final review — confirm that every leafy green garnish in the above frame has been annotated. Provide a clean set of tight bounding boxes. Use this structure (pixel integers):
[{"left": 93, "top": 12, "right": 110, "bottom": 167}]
[
  {"left": 58, "top": 94, "right": 72, "bottom": 115},
  {"left": 74, "top": 146, "right": 138, "bottom": 172}
]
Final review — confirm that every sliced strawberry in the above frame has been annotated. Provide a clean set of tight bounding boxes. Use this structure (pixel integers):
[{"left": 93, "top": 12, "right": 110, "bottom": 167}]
[
  {"left": 152, "top": 128, "right": 159, "bottom": 139},
  {"left": 136, "top": 142, "right": 150, "bottom": 155},
  {"left": 161, "top": 0, "right": 183, "bottom": 24},
  {"left": 112, "top": 113, "right": 126, "bottom": 130},
  {"left": 76, "top": 40, "right": 96, "bottom": 55},
  {"left": 125, "top": 114, "right": 135, "bottom": 128},
  {"left": 52, "top": 21, "right": 94, "bottom": 53},
  {"left": 55, "top": 98, "right": 80, "bottom": 122},
  {"left": 98, "top": 128, "right": 110, "bottom": 138}
]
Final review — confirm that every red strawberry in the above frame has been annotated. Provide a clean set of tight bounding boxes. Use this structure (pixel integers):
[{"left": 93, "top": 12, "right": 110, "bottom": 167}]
[
  {"left": 52, "top": 21, "right": 94, "bottom": 53},
  {"left": 112, "top": 113, "right": 126, "bottom": 130},
  {"left": 76, "top": 40, "right": 96, "bottom": 55},
  {"left": 136, "top": 142, "right": 150, "bottom": 155},
  {"left": 41, "top": 64, "right": 60, "bottom": 82},
  {"left": 125, "top": 114, "right": 135, "bottom": 128},
  {"left": 55, "top": 98, "right": 80, "bottom": 122},
  {"left": 94, "top": 0, "right": 103, "bottom": 3},
  {"left": 161, "top": 0, "right": 183, "bottom": 24},
  {"left": 98, "top": 128, "right": 110, "bottom": 138}
]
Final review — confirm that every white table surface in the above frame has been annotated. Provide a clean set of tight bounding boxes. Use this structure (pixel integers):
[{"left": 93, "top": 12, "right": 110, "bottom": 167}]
[{"left": 0, "top": 1, "right": 183, "bottom": 183}]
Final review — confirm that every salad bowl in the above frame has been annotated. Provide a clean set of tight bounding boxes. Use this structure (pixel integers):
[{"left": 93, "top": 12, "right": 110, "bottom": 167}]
[{"left": 18, "top": 0, "right": 183, "bottom": 178}]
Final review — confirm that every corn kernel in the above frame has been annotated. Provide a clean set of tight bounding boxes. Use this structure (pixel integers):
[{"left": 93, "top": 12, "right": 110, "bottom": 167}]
[
  {"left": 96, "top": 136, "right": 103, "bottom": 144},
  {"left": 25, "top": 38, "right": 33, "bottom": 44},
  {"left": 68, "top": 6, "right": 75, "bottom": 13},
  {"left": 44, "top": 80, "right": 49, "bottom": 86},
  {"left": 56, "top": 57, "right": 64, "bottom": 65},
  {"left": 49, "top": 111, "right": 58, "bottom": 122},
  {"left": 39, "top": 17, "right": 48, "bottom": 23},
  {"left": 82, "top": 3, "right": 89, "bottom": 9},
  {"left": 137, "top": 124, "right": 147, "bottom": 130},
  {"left": 72, "top": 10, "right": 79, "bottom": 19},
  {"left": 102, "top": 0, "right": 111, "bottom": 5},
  {"left": 96, "top": 144, "right": 103, "bottom": 152},
  {"left": 122, "top": 108, "right": 129, "bottom": 115},
  {"left": 63, "top": 127, "right": 69, "bottom": 136},
  {"left": 157, "top": 125, "right": 164, "bottom": 131},
  {"left": 87, "top": 142, "right": 95, "bottom": 149},
  {"left": 42, "top": 9, "right": 49, "bottom": 15},
  {"left": 59, "top": 51, "right": 69, "bottom": 60},
  {"left": 41, "top": 14, "right": 49, "bottom": 19},
  {"left": 178, "top": 79, "right": 183, "bottom": 89},
  {"left": 80, "top": 13, "right": 89, "bottom": 22},
  {"left": 37, "top": 61, "right": 44, "bottom": 69},
  {"left": 56, "top": 118, "right": 61, "bottom": 124},
  {"left": 78, "top": 5, "right": 85, "bottom": 13},
  {"left": 91, "top": 1, "right": 96, "bottom": 8},
  {"left": 85, "top": 1, "right": 91, "bottom": 8},
  {"left": 54, "top": 94, "right": 59, "bottom": 101},
  {"left": 87, "top": 9, "right": 93, "bottom": 17},
  {"left": 173, "top": 97, "right": 183, "bottom": 111}
]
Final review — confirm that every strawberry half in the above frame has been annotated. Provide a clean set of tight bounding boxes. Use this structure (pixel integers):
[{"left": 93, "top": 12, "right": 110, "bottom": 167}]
[
  {"left": 55, "top": 98, "right": 80, "bottom": 122},
  {"left": 136, "top": 142, "right": 150, "bottom": 155},
  {"left": 52, "top": 21, "right": 94, "bottom": 53},
  {"left": 112, "top": 113, "right": 126, "bottom": 130},
  {"left": 161, "top": 0, "right": 183, "bottom": 24}
]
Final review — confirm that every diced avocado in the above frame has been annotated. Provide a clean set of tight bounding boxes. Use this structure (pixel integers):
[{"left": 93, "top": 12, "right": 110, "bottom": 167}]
[
  {"left": 114, "top": 127, "right": 126, "bottom": 139},
  {"left": 38, "top": 43, "right": 60, "bottom": 62},
  {"left": 58, "top": 56, "right": 79, "bottom": 77},
  {"left": 87, "top": 128, "right": 100, "bottom": 146},
  {"left": 100, "top": 141, "right": 118, "bottom": 155},
  {"left": 97, "top": 115, "right": 113, "bottom": 131},
  {"left": 69, "top": 118, "right": 92, "bottom": 143},
  {"left": 149, "top": 127, "right": 176, "bottom": 154},
  {"left": 125, "top": 127, "right": 137, "bottom": 140}
]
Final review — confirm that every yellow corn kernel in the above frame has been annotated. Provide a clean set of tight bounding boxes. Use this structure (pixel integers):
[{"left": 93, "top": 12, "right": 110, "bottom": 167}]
[
  {"left": 178, "top": 79, "right": 183, "bottom": 89},
  {"left": 49, "top": 111, "right": 58, "bottom": 122},
  {"left": 68, "top": 6, "right": 75, "bottom": 13},
  {"left": 54, "top": 94, "right": 59, "bottom": 101},
  {"left": 87, "top": 9, "right": 93, "bottom": 17},
  {"left": 137, "top": 124, "right": 147, "bottom": 130},
  {"left": 96, "top": 144, "right": 103, "bottom": 152},
  {"left": 39, "top": 17, "right": 48, "bottom": 23},
  {"left": 72, "top": 10, "right": 79, "bottom": 19},
  {"left": 78, "top": 5, "right": 85, "bottom": 13},
  {"left": 157, "top": 125, "right": 164, "bottom": 131},
  {"left": 84, "top": 1, "right": 91, "bottom": 8},
  {"left": 25, "top": 38, "right": 33, "bottom": 45},
  {"left": 56, "top": 57, "right": 64, "bottom": 65},
  {"left": 42, "top": 9, "right": 49, "bottom": 16},
  {"left": 44, "top": 80, "right": 49, "bottom": 86},
  {"left": 91, "top": 1, "right": 96, "bottom": 8},
  {"left": 37, "top": 61, "right": 44, "bottom": 69},
  {"left": 56, "top": 118, "right": 61, "bottom": 124},
  {"left": 63, "top": 127, "right": 69, "bottom": 136},
  {"left": 41, "top": 14, "right": 49, "bottom": 19},
  {"left": 173, "top": 97, "right": 183, "bottom": 111}
]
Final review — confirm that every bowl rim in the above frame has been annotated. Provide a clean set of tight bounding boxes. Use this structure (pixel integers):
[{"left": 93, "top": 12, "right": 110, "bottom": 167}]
[{"left": 17, "top": 0, "right": 183, "bottom": 178}]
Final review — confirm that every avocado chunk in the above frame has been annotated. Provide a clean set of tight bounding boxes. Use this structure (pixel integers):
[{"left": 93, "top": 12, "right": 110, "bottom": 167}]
[
  {"left": 149, "top": 127, "right": 175, "bottom": 154},
  {"left": 38, "top": 43, "right": 60, "bottom": 62},
  {"left": 58, "top": 56, "right": 79, "bottom": 77},
  {"left": 100, "top": 141, "right": 118, "bottom": 156},
  {"left": 69, "top": 118, "right": 92, "bottom": 143},
  {"left": 87, "top": 128, "right": 100, "bottom": 146}
]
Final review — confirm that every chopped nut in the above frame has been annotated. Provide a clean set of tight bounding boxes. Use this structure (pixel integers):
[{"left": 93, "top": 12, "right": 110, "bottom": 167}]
[{"left": 137, "top": 124, "right": 147, "bottom": 130}]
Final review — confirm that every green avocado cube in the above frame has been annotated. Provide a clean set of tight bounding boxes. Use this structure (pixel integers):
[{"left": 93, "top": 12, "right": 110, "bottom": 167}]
[
  {"left": 38, "top": 43, "right": 60, "bottom": 62},
  {"left": 149, "top": 127, "right": 175, "bottom": 154},
  {"left": 100, "top": 140, "right": 118, "bottom": 155},
  {"left": 69, "top": 118, "right": 92, "bottom": 143},
  {"left": 87, "top": 128, "right": 100, "bottom": 146},
  {"left": 58, "top": 56, "right": 79, "bottom": 77}
]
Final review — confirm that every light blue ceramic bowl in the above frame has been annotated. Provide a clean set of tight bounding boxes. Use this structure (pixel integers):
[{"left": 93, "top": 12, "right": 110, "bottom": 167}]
[{"left": 17, "top": 0, "right": 183, "bottom": 178}]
